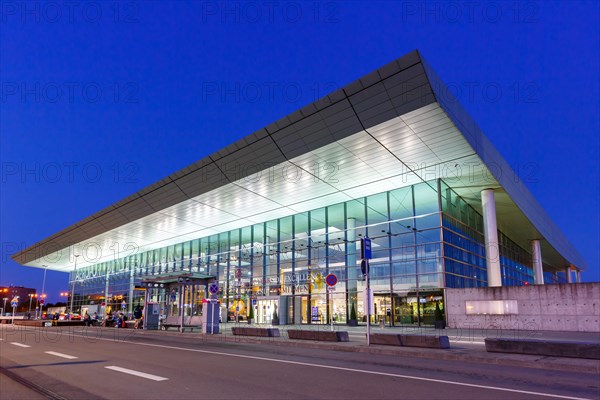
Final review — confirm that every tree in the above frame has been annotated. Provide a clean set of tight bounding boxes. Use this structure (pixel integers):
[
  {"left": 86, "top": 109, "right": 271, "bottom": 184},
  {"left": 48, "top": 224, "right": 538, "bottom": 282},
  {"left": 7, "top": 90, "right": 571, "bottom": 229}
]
[
  {"left": 434, "top": 301, "right": 445, "bottom": 329},
  {"left": 272, "top": 305, "right": 278, "bottom": 325},
  {"left": 248, "top": 304, "right": 254, "bottom": 324},
  {"left": 434, "top": 301, "right": 443, "bottom": 321}
]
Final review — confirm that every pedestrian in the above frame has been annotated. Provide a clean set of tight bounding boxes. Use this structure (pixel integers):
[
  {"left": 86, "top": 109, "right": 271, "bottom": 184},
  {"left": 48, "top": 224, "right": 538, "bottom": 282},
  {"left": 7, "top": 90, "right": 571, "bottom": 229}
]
[
  {"left": 101, "top": 312, "right": 113, "bottom": 327},
  {"left": 115, "top": 313, "right": 123, "bottom": 328},
  {"left": 134, "top": 306, "right": 143, "bottom": 329}
]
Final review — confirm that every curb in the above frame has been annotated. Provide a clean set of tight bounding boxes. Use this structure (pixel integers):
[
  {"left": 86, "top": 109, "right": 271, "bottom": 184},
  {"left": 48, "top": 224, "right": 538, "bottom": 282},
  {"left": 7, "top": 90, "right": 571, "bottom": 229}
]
[
  {"left": 122, "top": 327, "right": 600, "bottom": 374},
  {"left": 4, "top": 324, "right": 598, "bottom": 374}
]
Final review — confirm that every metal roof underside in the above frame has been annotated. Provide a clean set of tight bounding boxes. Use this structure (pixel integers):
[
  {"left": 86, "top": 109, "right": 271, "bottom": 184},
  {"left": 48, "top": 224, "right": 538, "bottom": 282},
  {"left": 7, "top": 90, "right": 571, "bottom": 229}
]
[
  {"left": 11, "top": 50, "right": 586, "bottom": 273},
  {"left": 141, "top": 272, "right": 215, "bottom": 284}
]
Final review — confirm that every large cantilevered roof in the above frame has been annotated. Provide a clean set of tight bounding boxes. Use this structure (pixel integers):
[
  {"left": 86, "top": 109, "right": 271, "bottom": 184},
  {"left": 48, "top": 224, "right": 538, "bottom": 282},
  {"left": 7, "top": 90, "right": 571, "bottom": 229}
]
[{"left": 12, "top": 50, "right": 586, "bottom": 273}]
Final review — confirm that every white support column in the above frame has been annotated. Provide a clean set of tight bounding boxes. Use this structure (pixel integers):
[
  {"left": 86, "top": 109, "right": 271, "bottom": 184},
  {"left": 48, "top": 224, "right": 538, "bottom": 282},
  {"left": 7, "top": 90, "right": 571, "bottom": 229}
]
[
  {"left": 566, "top": 267, "right": 573, "bottom": 283},
  {"left": 104, "top": 267, "right": 110, "bottom": 316},
  {"left": 531, "top": 239, "right": 544, "bottom": 285},
  {"left": 576, "top": 270, "right": 582, "bottom": 283},
  {"left": 128, "top": 265, "right": 135, "bottom": 316},
  {"left": 481, "top": 189, "right": 502, "bottom": 287},
  {"left": 347, "top": 218, "right": 357, "bottom": 321}
]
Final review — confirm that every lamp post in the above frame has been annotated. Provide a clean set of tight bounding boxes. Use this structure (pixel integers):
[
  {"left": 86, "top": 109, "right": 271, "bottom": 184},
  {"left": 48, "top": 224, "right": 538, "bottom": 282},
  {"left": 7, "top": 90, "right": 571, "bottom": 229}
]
[
  {"left": 38, "top": 294, "right": 47, "bottom": 318},
  {"left": 60, "top": 292, "right": 69, "bottom": 312},
  {"left": 37, "top": 265, "right": 48, "bottom": 319},
  {"left": 69, "top": 255, "right": 80, "bottom": 319},
  {"left": 2, "top": 297, "right": 8, "bottom": 315},
  {"left": 28, "top": 293, "right": 37, "bottom": 315}
]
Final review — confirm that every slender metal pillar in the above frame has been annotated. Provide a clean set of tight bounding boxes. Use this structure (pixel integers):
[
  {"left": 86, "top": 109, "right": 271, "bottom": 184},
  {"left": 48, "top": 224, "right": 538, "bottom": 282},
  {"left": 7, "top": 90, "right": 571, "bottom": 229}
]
[
  {"left": 576, "top": 270, "right": 582, "bottom": 283},
  {"left": 346, "top": 218, "right": 357, "bottom": 322},
  {"left": 128, "top": 264, "right": 135, "bottom": 316},
  {"left": 69, "top": 255, "right": 80, "bottom": 316},
  {"left": 531, "top": 239, "right": 544, "bottom": 285},
  {"left": 37, "top": 265, "right": 48, "bottom": 319},
  {"left": 104, "top": 266, "right": 110, "bottom": 317},
  {"left": 481, "top": 189, "right": 502, "bottom": 287}
]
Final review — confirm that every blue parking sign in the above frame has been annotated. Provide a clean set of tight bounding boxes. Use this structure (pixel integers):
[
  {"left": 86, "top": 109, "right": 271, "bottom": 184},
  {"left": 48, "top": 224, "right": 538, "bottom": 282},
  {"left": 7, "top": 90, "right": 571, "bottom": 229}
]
[{"left": 361, "top": 237, "right": 372, "bottom": 259}]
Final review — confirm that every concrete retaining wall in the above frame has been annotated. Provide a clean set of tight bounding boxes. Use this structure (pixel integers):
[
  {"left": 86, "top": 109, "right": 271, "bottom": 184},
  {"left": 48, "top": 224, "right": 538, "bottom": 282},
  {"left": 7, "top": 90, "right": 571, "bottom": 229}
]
[
  {"left": 231, "top": 327, "right": 280, "bottom": 337},
  {"left": 485, "top": 338, "right": 600, "bottom": 359},
  {"left": 287, "top": 330, "right": 349, "bottom": 342},
  {"left": 446, "top": 283, "right": 600, "bottom": 332},
  {"left": 370, "top": 334, "right": 450, "bottom": 348}
]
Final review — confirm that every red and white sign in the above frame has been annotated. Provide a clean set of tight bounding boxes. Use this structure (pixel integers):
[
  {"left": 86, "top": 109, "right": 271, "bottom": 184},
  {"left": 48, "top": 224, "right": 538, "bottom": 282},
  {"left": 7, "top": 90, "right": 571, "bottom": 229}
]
[{"left": 325, "top": 274, "right": 338, "bottom": 287}]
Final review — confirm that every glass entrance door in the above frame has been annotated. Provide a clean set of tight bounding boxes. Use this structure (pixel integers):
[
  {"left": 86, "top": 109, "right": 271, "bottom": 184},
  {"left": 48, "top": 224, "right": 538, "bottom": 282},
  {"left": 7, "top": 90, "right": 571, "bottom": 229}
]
[
  {"left": 374, "top": 294, "right": 392, "bottom": 325},
  {"left": 300, "top": 295, "right": 327, "bottom": 324},
  {"left": 255, "top": 298, "right": 278, "bottom": 324}
]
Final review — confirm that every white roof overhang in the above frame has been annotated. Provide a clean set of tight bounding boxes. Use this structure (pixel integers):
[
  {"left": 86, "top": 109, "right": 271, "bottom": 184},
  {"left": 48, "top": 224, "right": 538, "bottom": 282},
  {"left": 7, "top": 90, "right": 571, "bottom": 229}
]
[{"left": 13, "top": 51, "right": 586, "bottom": 274}]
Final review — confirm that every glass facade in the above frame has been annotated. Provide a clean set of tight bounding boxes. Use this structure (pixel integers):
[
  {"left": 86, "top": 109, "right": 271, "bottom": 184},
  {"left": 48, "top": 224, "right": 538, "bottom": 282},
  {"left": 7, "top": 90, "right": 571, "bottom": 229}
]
[{"left": 67, "top": 179, "right": 559, "bottom": 326}]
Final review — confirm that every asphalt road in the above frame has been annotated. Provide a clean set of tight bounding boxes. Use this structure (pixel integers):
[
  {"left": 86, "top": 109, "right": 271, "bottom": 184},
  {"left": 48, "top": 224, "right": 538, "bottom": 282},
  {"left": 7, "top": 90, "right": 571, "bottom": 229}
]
[{"left": 1, "top": 325, "right": 598, "bottom": 400}]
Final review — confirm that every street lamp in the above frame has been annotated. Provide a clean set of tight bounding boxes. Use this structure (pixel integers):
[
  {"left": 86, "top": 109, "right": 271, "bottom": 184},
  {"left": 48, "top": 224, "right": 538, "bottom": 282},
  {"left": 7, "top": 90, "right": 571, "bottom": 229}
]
[
  {"left": 69, "top": 255, "right": 80, "bottom": 319},
  {"left": 36, "top": 264, "right": 49, "bottom": 319},
  {"left": 28, "top": 293, "right": 37, "bottom": 315},
  {"left": 38, "top": 294, "right": 47, "bottom": 317}
]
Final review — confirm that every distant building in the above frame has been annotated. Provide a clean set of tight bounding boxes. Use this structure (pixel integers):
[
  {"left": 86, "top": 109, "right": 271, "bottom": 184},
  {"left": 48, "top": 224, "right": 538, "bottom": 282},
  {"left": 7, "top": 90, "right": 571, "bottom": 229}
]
[{"left": 0, "top": 285, "right": 36, "bottom": 310}]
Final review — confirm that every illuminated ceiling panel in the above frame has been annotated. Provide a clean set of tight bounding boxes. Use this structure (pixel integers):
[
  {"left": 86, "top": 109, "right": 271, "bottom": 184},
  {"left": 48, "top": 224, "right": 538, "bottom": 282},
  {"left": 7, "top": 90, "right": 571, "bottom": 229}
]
[
  {"left": 14, "top": 50, "right": 585, "bottom": 273},
  {"left": 21, "top": 106, "right": 493, "bottom": 271}
]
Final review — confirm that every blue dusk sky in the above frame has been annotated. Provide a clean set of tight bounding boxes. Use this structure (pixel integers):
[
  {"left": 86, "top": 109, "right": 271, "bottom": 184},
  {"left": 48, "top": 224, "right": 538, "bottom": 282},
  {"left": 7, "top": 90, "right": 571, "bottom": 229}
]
[{"left": 1, "top": 1, "right": 598, "bottom": 303}]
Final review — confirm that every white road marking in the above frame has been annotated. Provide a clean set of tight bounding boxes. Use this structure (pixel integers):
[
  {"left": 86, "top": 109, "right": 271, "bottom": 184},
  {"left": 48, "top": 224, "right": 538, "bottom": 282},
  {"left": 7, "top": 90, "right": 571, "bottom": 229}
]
[
  {"left": 10, "top": 342, "right": 30, "bottom": 348},
  {"left": 6, "top": 326, "right": 591, "bottom": 400},
  {"left": 117, "top": 342, "right": 591, "bottom": 400},
  {"left": 105, "top": 366, "right": 168, "bottom": 381},
  {"left": 105, "top": 338, "right": 591, "bottom": 400},
  {"left": 44, "top": 351, "right": 78, "bottom": 359}
]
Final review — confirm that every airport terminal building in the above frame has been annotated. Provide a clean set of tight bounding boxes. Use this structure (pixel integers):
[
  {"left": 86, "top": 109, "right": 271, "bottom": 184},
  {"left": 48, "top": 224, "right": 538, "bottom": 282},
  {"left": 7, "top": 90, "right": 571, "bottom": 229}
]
[{"left": 12, "top": 51, "right": 586, "bottom": 326}]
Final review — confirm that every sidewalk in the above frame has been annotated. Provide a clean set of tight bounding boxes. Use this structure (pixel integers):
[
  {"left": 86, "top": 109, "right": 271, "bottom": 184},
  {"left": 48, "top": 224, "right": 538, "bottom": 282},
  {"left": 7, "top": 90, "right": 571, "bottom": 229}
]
[{"left": 115, "top": 322, "right": 600, "bottom": 374}]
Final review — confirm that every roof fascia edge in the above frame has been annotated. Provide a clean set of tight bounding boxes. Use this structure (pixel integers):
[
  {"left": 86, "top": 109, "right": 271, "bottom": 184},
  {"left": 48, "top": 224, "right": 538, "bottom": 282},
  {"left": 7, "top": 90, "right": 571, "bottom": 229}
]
[{"left": 420, "top": 54, "right": 587, "bottom": 270}]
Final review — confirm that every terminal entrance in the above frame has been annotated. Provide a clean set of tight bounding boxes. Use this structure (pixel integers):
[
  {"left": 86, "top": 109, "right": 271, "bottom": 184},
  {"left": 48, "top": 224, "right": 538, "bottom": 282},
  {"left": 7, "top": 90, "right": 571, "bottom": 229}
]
[
  {"left": 140, "top": 272, "right": 214, "bottom": 330},
  {"left": 255, "top": 297, "right": 278, "bottom": 324},
  {"left": 392, "top": 291, "right": 445, "bottom": 326}
]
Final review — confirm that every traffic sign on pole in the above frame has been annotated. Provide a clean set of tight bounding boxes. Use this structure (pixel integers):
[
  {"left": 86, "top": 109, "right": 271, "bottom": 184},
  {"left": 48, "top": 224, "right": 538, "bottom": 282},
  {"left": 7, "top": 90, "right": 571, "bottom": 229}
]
[
  {"left": 325, "top": 274, "right": 338, "bottom": 287},
  {"left": 361, "top": 237, "right": 372, "bottom": 259},
  {"left": 208, "top": 283, "right": 219, "bottom": 294}
]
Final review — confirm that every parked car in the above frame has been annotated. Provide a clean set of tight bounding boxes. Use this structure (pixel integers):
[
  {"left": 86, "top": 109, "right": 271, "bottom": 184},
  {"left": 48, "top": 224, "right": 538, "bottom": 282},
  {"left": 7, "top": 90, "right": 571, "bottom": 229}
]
[{"left": 57, "top": 313, "right": 81, "bottom": 321}]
